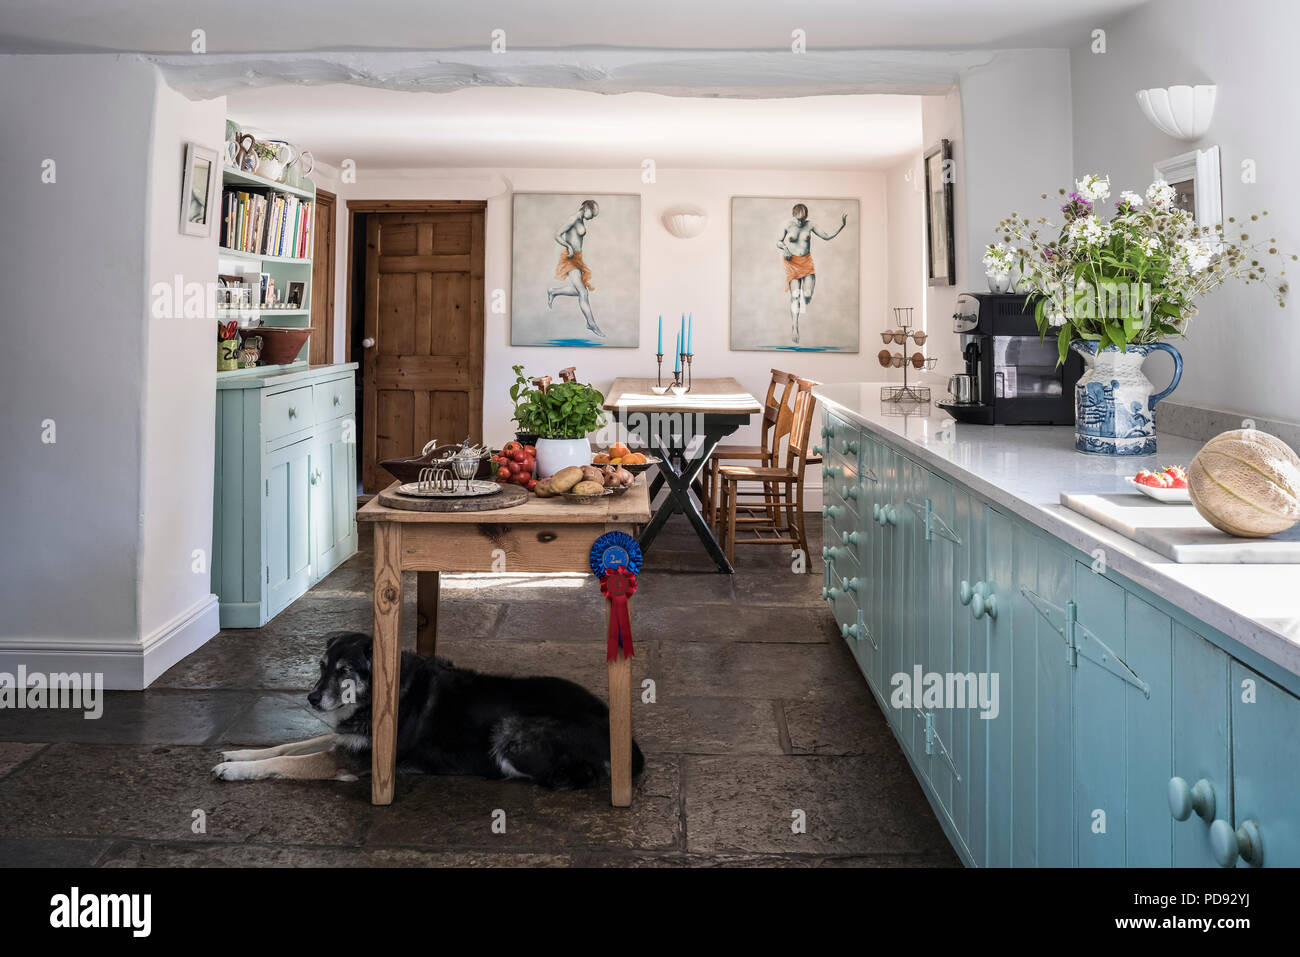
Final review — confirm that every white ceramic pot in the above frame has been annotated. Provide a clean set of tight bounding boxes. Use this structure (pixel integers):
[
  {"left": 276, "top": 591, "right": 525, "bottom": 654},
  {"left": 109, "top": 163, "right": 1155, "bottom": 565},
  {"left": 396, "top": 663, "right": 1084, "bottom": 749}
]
[
  {"left": 535, "top": 437, "right": 591, "bottom": 477},
  {"left": 1072, "top": 340, "right": 1183, "bottom": 455}
]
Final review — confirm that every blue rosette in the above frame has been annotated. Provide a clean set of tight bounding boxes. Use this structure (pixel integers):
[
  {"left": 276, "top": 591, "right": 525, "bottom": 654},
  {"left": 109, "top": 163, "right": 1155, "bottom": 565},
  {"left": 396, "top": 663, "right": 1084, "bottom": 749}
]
[{"left": 590, "top": 531, "right": 643, "bottom": 579}]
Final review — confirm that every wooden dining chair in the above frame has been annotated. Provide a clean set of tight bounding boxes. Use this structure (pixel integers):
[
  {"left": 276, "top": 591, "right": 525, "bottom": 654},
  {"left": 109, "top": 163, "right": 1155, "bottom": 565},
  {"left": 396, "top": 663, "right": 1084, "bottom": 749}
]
[
  {"left": 717, "top": 378, "right": 819, "bottom": 564},
  {"left": 704, "top": 369, "right": 799, "bottom": 527}
]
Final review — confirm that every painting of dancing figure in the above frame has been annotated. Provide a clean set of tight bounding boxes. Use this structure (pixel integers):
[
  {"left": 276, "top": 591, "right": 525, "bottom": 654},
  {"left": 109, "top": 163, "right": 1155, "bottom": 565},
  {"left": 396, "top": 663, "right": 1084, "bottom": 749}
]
[
  {"left": 511, "top": 193, "right": 640, "bottom": 347},
  {"left": 730, "top": 196, "right": 859, "bottom": 353}
]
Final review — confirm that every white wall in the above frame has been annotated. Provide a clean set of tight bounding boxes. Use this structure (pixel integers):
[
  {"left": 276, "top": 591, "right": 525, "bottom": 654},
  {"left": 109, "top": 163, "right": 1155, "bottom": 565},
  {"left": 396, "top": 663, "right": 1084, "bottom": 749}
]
[
  {"left": 1073, "top": 0, "right": 1300, "bottom": 422},
  {"left": 331, "top": 167, "right": 894, "bottom": 451},
  {"left": 921, "top": 86, "right": 968, "bottom": 379},
  {"left": 139, "top": 81, "right": 225, "bottom": 676},
  {"left": 884, "top": 152, "right": 926, "bottom": 379},
  {"left": 0, "top": 55, "right": 156, "bottom": 645},
  {"left": 0, "top": 55, "right": 221, "bottom": 687}
]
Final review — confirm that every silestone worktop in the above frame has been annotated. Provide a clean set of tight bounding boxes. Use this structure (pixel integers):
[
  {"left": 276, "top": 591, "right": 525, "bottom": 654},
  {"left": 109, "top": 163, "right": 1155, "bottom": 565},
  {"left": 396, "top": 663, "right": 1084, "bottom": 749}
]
[{"left": 813, "top": 381, "right": 1300, "bottom": 679}]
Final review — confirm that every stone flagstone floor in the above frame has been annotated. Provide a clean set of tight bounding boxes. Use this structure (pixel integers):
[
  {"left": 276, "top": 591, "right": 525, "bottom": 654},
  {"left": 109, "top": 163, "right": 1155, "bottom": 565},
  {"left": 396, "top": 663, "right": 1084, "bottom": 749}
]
[{"left": 0, "top": 516, "right": 956, "bottom": 867}]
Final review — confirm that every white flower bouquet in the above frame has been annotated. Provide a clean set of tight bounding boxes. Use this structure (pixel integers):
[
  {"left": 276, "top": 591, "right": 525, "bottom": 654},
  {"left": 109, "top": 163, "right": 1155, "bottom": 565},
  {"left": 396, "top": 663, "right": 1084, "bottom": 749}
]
[{"left": 993, "top": 174, "right": 1293, "bottom": 364}]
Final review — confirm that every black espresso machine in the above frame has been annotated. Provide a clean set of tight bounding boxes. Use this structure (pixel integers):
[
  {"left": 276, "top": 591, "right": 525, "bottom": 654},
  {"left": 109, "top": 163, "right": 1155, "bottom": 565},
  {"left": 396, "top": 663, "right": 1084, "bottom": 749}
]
[{"left": 937, "top": 292, "right": 1083, "bottom": 426}]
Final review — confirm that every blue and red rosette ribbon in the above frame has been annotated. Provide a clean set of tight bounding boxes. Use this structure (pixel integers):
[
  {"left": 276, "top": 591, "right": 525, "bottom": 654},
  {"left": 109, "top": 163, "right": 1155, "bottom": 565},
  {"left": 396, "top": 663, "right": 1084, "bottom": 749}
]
[{"left": 590, "top": 532, "right": 642, "bottom": 661}]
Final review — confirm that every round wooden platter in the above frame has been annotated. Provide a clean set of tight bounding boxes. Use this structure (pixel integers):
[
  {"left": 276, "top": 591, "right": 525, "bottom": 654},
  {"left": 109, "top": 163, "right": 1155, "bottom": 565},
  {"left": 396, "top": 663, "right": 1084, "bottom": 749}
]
[{"left": 379, "top": 482, "right": 529, "bottom": 512}]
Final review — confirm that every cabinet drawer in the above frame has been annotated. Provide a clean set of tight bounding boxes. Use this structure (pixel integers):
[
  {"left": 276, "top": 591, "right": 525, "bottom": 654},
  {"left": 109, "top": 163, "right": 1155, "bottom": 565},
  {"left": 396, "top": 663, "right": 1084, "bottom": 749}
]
[
  {"left": 262, "top": 386, "right": 315, "bottom": 442},
  {"left": 314, "top": 376, "right": 355, "bottom": 422}
]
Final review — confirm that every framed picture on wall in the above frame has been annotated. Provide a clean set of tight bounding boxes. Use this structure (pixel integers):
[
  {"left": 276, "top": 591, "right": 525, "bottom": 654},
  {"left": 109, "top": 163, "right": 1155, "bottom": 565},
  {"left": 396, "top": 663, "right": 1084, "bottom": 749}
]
[
  {"left": 510, "top": 192, "right": 641, "bottom": 347},
  {"left": 729, "top": 196, "right": 860, "bottom": 352},
  {"left": 924, "top": 139, "right": 956, "bottom": 286},
  {"left": 180, "top": 142, "right": 219, "bottom": 238},
  {"left": 1154, "top": 145, "right": 1222, "bottom": 231}
]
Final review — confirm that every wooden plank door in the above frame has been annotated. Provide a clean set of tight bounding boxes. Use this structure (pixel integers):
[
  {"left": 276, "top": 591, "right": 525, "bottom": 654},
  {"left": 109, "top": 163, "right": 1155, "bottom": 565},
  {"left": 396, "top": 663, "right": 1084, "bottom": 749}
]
[
  {"left": 308, "top": 189, "right": 336, "bottom": 366},
  {"left": 362, "top": 207, "right": 485, "bottom": 492}
]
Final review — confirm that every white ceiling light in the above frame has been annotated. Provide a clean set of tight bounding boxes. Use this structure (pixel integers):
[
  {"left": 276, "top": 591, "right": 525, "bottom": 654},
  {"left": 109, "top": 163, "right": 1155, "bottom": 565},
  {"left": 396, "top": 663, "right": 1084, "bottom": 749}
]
[
  {"left": 1136, "top": 85, "right": 1216, "bottom": 141},
  {"left": 661, "top": 206, "right": 708, "bottom": 239}
]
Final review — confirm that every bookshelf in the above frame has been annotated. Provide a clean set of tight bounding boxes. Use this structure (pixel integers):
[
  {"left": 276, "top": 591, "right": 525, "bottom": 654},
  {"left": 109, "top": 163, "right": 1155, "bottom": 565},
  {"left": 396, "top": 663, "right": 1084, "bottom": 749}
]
[{"left": 217, "top": 157, "right": 316, "bottom": 368}]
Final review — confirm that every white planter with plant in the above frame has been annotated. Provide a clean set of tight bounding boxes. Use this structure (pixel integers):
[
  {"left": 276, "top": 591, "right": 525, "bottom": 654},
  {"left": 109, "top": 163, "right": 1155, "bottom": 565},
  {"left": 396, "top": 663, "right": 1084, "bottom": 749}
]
[
  {"left": 509, "top": 364, "right": 606, "bottom": 477},
  {"left": 994, "top": 173, "right": 1293, "bottom": 454}
]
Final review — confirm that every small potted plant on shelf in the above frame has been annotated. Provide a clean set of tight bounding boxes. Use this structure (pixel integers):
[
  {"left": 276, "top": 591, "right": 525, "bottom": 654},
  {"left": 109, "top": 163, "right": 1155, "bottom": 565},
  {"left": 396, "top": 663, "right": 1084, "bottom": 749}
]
[
  {"left": 995, "top": 173, "right": 1293, "bottom": 455},
  {"left": 509, "top": 364, "right": 605, "bottom": 476}
]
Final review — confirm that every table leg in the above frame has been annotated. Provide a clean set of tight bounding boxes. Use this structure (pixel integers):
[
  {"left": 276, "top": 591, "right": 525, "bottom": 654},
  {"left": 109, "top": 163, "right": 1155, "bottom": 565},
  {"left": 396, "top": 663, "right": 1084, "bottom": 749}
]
[
  {"left": 639, "top": 427, "right": 736, "bottom": 573},
  {"left": 371, "top": 521, "right": 402, "bottom": 806},
  {"left": 416, "top": 571, "right": 439, "bottom": 657},
  {"left": 606, "top": 597, "right": 633, "bottom": 807}
]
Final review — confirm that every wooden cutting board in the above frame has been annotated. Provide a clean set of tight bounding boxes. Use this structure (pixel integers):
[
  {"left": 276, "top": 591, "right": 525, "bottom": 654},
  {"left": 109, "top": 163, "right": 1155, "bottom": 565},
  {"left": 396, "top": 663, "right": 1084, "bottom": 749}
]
[
  {"left": 1060, "top": 491, "right": 1300, "bottom": 564},
  {"left": 378, "top": 482, "right": 528, "bottom": 512}
]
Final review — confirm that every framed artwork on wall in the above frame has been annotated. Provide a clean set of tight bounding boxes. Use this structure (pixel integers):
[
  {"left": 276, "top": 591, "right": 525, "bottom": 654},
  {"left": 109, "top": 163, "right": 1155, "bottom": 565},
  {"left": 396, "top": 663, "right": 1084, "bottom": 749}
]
[
  {"left": 924, "top": 139, "right": 956, "bottom": 286},
  {"left": 510, "top": 192, "right": 641, "bottom": 347},
  {"left": 729, "top": 196, "right": 860, "bottom": 353},
  {"left": 180, "top": 142, "right": 219, "bottom": 238},
  {"left": 1154, "top": 145, "right": 1222, "bottom": 232}
]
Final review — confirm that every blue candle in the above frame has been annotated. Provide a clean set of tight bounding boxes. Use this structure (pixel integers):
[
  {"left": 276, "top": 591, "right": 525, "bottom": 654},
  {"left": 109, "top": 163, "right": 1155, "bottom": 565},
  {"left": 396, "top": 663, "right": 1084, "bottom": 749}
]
[
  {"left": 687, "top": 314, "right": 693, "bottom": 354},
  {"left": 657, "top": 315, "right": 662, "bottom": 354},
  {"left": 674, "top": 331, "right": 682, "bottom": 372},
  {"left": 680, "top": 314, "right": 685, "bottom": 356}
]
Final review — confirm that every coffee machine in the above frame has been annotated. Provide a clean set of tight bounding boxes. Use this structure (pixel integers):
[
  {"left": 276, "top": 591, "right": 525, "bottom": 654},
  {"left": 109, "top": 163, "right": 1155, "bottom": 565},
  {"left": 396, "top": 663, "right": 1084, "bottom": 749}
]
[{"left": 938, "top": 293, "right": 1083, "bottom": 426}]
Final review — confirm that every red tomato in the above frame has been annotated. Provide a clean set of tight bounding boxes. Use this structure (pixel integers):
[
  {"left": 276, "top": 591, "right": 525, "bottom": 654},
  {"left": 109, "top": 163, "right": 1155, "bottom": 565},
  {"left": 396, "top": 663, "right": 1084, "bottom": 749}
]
[
  {"left": 523, "top": 445, "right": 537, "bottom": 457},
  {"left": 503, "top": 441, "right": 522, "bottom": 456},
  {"left": 510, "top": 449, "right": 526, "bottom": 463},
  {"left": 507, "top": 460, "right": 521, "bottom": 474},
  {"left": 527, "top": 478, "right": 538, "bottom": 491},
  {"left": 521, "top": 455, "right": 535, "bottom": 473},
  {"left": 496, "top": 466, "right": 511, "bottom": 480}
]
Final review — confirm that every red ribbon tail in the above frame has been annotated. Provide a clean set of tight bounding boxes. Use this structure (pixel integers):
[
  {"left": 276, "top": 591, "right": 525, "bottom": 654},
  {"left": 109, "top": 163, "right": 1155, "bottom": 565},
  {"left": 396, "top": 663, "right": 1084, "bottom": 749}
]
[{"left": 606, "top": 594, "right": 634, "bottom": 662}]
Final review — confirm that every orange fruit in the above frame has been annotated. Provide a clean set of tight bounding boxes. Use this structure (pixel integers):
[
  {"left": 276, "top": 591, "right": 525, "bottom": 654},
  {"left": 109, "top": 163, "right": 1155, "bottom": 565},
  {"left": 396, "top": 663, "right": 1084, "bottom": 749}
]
[
  {"left": 593, "top": 452, "right": 611, "bottom": 465},
  {"left": 610, "top": 442, "right": 630, "bottom": 459},
  {"left": 624, "top": 452, "right": 647, "bottom": 465}
]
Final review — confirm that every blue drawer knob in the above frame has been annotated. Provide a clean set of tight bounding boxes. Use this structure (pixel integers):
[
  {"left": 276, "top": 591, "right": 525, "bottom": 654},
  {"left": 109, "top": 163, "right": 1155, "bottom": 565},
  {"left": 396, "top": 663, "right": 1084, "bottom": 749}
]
[
  {"left": 823, "top": 505, "right": 843, "bottom": 519},
  {"left": 844, "top": 577, "right": 861, "bottom": 592},
  {"left": 844, "top": 485, "right": 861, "bottom": 500},
  {"left": 841, "top": 622, "right": 861, "bottom": 640},
  {"left": 959, "top": 580, "right": 974, "bottom": 606},
  {"left": 1168, "top": 776, "right": 1216, "bottom": 823},
  {"left": 877, "top": 505, "right": 897, "bottom": 527},
  {"left": 822, "top": 546, "right": 843, "bottom": 562},
  {"left": 971, "top": 587, "right": 997, "bottom": 621},
  {"left": 842, "top": 531, "right": 862, "bottom": 546},
  {"left": 841, "top": 440, "right": 859, "bottom": 455},
  {"left": 812, "top": 445, "right": 825, "bottom": 457},
  {"left": 822, "top": 586, "right": 842, "bottom": 602},
  {"left": 1210, "top": 818, "right": 1262, "bottom": 868}
]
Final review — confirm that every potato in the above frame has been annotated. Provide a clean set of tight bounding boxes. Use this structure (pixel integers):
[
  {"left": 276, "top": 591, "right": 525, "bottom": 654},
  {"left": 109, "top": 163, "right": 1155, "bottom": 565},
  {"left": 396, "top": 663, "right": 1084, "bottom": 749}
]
[
  {"left": 580, "top": 465, "right": 604, "bottom": 485},
  {"left": 572, "top": 480, "right": 605, "bottom": 496},
  {"left": 550, "top": 466, "right": 584, "bottom": 493},
  {"left": 533, "top": 477, "right": 554, "bottom": 498}
]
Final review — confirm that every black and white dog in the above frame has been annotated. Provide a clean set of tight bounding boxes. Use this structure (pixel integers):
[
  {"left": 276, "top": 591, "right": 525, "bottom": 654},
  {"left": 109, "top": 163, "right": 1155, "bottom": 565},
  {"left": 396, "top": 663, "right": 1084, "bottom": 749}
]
[{"left": 212, "top": 631, "right": 644, "bottom": 789}]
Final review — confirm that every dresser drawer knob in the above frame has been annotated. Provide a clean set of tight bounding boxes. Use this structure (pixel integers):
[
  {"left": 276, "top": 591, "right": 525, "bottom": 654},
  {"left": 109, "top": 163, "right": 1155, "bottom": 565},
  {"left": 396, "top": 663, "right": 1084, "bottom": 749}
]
[
  {"left": 842, "top": 531, "right": 862, "bottom": 546},
  {"left": 821, "top": 585, "right": 842, "bottom": 602},
  {"left": 823, "top": 505, "right": 843, "bottom": 519},
  {"left": 841, "top": 622, "right": 861, "bottom": 640},
  {"left": 841, "top": 440, "right": 859, "bottom": 455},
  {"left": 971, "top": 584, "right": 997, "bottom": 620},
  {"left": 844, "top": 485, "right": 861, "bottom": 500},
  {"left": 333, "top": 395, "right": 341, "bottom": 406},
  {"left": 1168, "top": 777, "right": 1216, "bottom": 823},
  {"left": 844, "top": 577, "right": 861, "bottom": 593},
  {"left": 822, "top": 546, "right": 843, "bottom": 562},
  {"left": 1210, "top": 818, "right": 1262, "bottom": 868},
  {"left": 287, "top": 407, "right": 297, "bottom": 418},
  {"left": 876, "top": 505, "right": 897, "bottom": 527}
]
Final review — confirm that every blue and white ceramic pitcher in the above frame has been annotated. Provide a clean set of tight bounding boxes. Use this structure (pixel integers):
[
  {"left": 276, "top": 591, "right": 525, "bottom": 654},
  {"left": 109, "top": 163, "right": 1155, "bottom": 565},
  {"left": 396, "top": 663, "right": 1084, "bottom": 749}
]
[{"left": 1071, "top": 341, "right": 1183, "bottom": 455}]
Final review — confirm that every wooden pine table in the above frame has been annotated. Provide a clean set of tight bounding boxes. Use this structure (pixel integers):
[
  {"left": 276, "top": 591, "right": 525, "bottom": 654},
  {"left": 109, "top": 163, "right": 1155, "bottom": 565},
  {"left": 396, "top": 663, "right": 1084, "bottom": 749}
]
[
  {"left": 357, "top": 480, "right": 651, "bottom": 807},
  {"left": 604, "top": 377, "right": 762, "bottom": 574}
]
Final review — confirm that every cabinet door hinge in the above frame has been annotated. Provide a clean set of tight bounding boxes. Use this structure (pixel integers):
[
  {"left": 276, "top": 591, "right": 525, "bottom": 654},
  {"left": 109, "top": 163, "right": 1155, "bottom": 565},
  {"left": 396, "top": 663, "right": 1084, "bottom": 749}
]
[
  {"left": 916, "top": 710, "right": 962, "bottom": 782},
  {"left": 1071, "top": 609, "right": 1151, "bottom": 698}
]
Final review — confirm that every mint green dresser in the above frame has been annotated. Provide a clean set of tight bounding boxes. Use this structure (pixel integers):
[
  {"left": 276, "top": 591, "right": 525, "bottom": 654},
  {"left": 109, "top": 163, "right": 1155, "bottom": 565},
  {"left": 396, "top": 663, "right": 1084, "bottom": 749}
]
[{"left": 213, "top": 363, "right": 359, "bottom": 627}]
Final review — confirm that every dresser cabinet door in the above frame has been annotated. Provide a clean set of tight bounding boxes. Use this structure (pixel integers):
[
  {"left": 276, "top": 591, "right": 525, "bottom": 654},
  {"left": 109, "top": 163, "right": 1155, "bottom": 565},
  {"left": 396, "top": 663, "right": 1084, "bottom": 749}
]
[
  {"left": 1170, "top": 623, "right": 1230, "bottom": 867},
  {"left": 265, "top": 438, "right": 313, "bottom": 618},
  {"left": 311, "top": 418, "right": 357, "bottom": 581},
  {"left": 1227, "top": 662, "right": 1300, "bottom": 868}
]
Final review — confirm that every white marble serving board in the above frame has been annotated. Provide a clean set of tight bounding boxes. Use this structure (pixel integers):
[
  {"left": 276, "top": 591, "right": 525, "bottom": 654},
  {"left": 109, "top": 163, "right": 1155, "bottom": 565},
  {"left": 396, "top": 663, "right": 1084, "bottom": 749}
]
[{"left": 1060, "top": 492, "right": 1300, "bottom": 564}]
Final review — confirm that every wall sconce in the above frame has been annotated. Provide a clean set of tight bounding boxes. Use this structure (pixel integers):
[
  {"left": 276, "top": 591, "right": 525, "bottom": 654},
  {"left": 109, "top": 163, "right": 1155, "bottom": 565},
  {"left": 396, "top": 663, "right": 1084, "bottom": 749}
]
[
  {"left": 661, "top": 206, "right": 707, "bottom": 239},
  {"left": 1136, "top": 85, "right": 1216, "bottom": 141}
]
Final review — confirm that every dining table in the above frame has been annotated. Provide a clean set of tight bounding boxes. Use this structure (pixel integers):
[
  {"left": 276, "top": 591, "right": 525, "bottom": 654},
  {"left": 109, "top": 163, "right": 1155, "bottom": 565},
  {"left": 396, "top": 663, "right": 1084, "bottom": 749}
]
[
  {"left": 603, "top": 376, "right": 762, "bottom": 574},
  {"left": 357, "top": 478, "right": 652, "bottom": 808}
]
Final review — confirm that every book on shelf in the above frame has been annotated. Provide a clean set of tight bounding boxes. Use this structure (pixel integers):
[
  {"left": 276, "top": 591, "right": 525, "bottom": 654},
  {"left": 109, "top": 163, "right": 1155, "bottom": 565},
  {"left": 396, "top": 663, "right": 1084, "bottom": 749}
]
[{"left": 220, "top": 186, "right": 314, "bottom": 259}]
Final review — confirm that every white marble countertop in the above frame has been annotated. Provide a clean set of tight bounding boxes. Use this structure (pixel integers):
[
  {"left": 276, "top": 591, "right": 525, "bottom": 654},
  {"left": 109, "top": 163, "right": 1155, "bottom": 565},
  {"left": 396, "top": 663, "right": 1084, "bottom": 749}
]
[{"left": 814, "top": 381, "right": 1300, "bottom": 680}]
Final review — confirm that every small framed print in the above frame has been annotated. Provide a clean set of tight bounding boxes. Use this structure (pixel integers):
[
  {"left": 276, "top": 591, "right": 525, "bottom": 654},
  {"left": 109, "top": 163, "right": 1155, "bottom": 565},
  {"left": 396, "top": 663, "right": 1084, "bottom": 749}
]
[
  {"left": 181, "top": 142, "right": 219, "bottom": 237},
  {"left": 1154, "top": 145, "right": 1222, "bottom": 232},
  {"left": 924, "top": 139, "right": 956, "bottom": 286},
  {"left": 286, "top": 281, "right": 306, "bottom": 308}
]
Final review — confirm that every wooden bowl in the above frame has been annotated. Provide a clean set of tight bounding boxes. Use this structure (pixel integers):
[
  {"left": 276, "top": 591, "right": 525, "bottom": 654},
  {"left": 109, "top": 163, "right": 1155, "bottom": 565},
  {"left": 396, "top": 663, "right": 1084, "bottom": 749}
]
[{"left": 255, "top": 326, "right": 313, "bottom": 365}]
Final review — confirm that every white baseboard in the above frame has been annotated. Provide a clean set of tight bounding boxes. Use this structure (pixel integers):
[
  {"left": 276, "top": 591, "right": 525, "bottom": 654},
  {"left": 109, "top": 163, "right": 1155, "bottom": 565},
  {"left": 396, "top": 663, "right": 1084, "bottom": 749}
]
[{"left": 0, "top": 594, "right": 219, "bottom": 690}]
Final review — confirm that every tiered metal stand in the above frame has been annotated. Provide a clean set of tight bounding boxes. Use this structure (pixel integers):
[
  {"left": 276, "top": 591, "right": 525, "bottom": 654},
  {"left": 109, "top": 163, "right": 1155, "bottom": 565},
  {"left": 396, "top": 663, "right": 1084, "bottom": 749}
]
[{"left": 879, "top": 307, "right": 936, "bottom": 410}]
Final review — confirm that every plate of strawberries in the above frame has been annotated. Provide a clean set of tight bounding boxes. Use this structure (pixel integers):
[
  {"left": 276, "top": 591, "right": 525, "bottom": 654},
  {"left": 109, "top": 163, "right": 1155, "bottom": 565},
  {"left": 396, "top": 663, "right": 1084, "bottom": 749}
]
[{"left": 1125, "top": 465, "right": 1190, "bottom": 503}]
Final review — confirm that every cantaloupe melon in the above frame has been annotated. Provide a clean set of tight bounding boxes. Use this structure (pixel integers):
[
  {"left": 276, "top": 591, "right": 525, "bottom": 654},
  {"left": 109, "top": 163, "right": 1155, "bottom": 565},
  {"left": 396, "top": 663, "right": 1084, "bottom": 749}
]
[{"left": 1187, "top": 429, "right": 1300, "bottom": 537}]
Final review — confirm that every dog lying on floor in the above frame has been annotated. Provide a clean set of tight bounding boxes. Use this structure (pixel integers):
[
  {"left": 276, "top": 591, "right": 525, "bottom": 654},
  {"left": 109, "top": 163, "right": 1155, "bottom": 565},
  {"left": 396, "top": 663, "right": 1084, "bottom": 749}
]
[{"left": 212, "top": 630, "right": 644, "bottom": 790}]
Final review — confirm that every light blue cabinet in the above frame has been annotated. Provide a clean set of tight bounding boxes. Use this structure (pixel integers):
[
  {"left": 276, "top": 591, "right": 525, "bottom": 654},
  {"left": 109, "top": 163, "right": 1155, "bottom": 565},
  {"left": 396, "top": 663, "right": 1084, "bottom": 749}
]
[
  {"left": 213, "top": 364, "right": 359, "bottom": 627},
  {"left": 819, "top": 405, "right": 1300, "bottom": 868}
]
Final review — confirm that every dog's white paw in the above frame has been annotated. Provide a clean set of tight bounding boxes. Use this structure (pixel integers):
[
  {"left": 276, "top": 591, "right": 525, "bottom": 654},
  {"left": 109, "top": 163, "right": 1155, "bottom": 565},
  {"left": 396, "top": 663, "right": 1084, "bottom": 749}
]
[
  {"left": 212, "top": 761, "right": 255, "bottom": 781},
  {"left": 334, "top": 772, "right": 359, "bottom": 782},
  {"left": 220, "top": 748, "right": 262, "bottom": 762}
]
